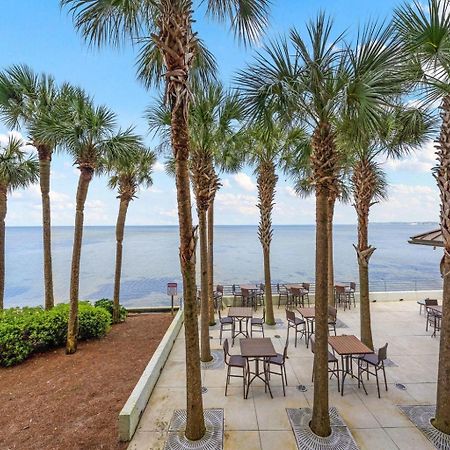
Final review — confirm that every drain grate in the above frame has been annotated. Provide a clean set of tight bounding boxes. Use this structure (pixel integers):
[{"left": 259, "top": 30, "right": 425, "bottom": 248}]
[
  {"left": 395, "top": 383, "right": 407, "bottom": 390},
  {"left": 287, "top": 407, "right": 359, "bottom": 450},
  {"left": 201, "top": 386, "right": 208, "bottom": 394},
  {"left": 399, "top": 405, "right": 450, "bottom": 450},
  {"left": 165, "top": 409, "right": 224, "bottom": 450},
  {"left": 274, "top": 334, "right": 281, "bottom": 339},
  {"left": 297, "top": 385, "right": 308, "bottom": 392},
  {"left": 201, "top": 350, "right": 225, "bottom": 370}
]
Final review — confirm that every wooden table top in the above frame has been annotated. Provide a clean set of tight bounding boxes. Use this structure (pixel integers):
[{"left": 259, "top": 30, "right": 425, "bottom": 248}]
[
  {"left": 328, "top": 335, "right": 373, "bottom": 356},
  {"left": 240, "top": 338, "right": 277, "bottom": 358},
  {"left": 284, "top": 283, "right": 304, "bottom": 290},
  {"left": 297, "top": 307, "right": 316, "bottom": 319},
  {"left": 334, "top": 282, "right": 347, "bottom": 288},
  {"left": 228, "top": 307, "right": 253, "bottom": 318},
  {"left": 240, "top": 284, "right": 258, "bottom": 291}
]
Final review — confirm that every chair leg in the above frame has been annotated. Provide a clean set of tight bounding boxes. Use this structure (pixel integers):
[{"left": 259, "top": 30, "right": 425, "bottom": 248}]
[
  {"left": 219, "top": 325, "right": 223, "bottom": 344},
  {"left": 225, "top": 366, "right": 230, "bottom": 396},
  {"left": 336, "top": 361, "right": 340, "bottom": 392},
  {"left": 382, "top": 365, "right": 388, "bottom": 391},
  {"left": 284, "top": 364, "right": 288, "bottom": 386},
  {"left": 262, "top": 325, "right": 265, "bottom": 338},
  {"left": 281, "top": 366, "right": 286, "bottom": 396},
  {"left": 376, "top": 369, "right": 381, "bottom": 398}
]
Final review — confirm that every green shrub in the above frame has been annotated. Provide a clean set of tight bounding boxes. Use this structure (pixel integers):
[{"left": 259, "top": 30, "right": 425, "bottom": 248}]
[
  {"left": 94, "top": 298, "right": 127, "bottom": 322},
  {"left": 0, "top": 302, "right": 111, "bottom": 367}
]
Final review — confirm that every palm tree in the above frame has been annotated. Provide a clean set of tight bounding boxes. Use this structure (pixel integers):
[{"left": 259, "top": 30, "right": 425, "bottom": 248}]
[
  {"left": 236, "top": 16, "right": 405, "bottom": 436},
  {"left": 239, "top": 123, "right": 309, "bottom": 325},
  {"left": 0, "top": 65, "right": 59, "bottom": 310},
  {"left": 393, "top": 0, "right": 450, "bottom": 432},
  {"left": 346, "top": 107, "right": 434, "bottom": 350},
  {"left": 104, "top": 148, "right": 156, "bottom": 323},
  {"left": 0, "top": 135, "right": 39, "bottom": 309},
  {"left": 147, "top": 83, "right": 244, "bottom": 361},
  {"left": 61, "top": 0, "right": 270, "bottom": 439},
  {"left": 36, "top": 87, "right": 142, "bottom": 354}
]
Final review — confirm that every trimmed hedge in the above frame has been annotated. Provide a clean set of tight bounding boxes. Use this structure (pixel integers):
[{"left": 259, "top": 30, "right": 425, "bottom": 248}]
[
  {"left": 0, "top": 302, "right": 111, "bottom": 367},
  {"left": 94, "top": 298, "right": 128, "bottom": 323}
]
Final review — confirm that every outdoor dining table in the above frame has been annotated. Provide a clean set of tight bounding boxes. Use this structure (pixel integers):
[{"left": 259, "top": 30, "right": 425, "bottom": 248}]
[
  {"left": 284, "top": 283, "right": 305, "bottom": 290},
  {"left": 328, "top": 335, "right": 373, "bottom": 396},
  {"left": 297, "top": 307, "right": 316, "bottom": 347},
  {"left": 228, "top": 307, "right": 253, "bottom": 345},
  {"left": 240, "top": 337, "right": 277, "bottom": 399},
  {"left": 239, "top": 284, "right": 259, "bottom": 291},
  {"left": 426, "top": 305, "right": 443, "bottom": 337}
]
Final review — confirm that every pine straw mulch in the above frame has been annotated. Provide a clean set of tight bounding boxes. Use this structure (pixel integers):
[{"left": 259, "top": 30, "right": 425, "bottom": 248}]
[{"left": 0, "top": 313, "right": 174, "bottom": 450}]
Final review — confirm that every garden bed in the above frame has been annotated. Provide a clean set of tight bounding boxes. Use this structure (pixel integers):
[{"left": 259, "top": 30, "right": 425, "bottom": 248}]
[{"left": 0, "top": 313, "right": 173, "bottom": 450}]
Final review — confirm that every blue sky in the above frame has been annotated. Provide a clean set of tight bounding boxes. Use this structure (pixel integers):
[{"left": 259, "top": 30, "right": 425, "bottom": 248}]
[{"left": 0, "top": 0, "right": 440, "bottom": 226}]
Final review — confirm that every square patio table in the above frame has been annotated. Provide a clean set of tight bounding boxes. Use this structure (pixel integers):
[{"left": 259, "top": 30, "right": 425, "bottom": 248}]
[
  {"left": 328, "top": 335, "right": 373, "bottom": 396},
  {"left": 284, "top": 283, "right": 304, "bottom": 290},
  {"left": 239, "top": 284, "right": 258, "bottom": 291},
  {"left": 240, "top": 338, "right": 277, "bottom": 399},
  {"left": 228, "top": 307, "right": 253, "bottom": 344},
  {"left": 426, "top": 305, "right": 442, "bottom": 337},
  {"left": 297, "top": 307, "right": 316, "bottom": 347}
]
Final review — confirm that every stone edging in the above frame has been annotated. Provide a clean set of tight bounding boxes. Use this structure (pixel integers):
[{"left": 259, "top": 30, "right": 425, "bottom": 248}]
[{"left": 118, "top": 308, "right": 184, "bottom": 441}]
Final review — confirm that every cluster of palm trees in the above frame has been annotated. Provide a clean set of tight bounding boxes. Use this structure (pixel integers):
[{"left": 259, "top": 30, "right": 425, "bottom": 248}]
[
  {"left": 1, "top": 0, "right": 450, "bottom": 441},
  {"left": 0, "top": 67, "right": 157, "bottom": 351}
]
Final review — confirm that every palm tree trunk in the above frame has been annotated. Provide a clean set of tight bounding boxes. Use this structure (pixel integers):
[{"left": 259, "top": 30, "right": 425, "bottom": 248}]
[
  {"left": 0, "top": 185, "right": 7, "bottom": 310},
  {"left": 207, "top": 198, "right": 215, "bottom": 324},
  {"left": 37, "top": 145, "right": 54, "bottom": 310},
  {"left": 172, "top": 105, "right": 205, "bottom": 440},
  {"left": 66, "top": 168, "right": 92, "bottom": 354},
  {"left": 433, "top": 95, "right": 450, "bottom": 434},
  {"left": 156, "top": 1, "right": 205, "bottom": 439},
  {"left": 257, "top": 161, "right": 277, "bottom": 325},
  {"left": 310, "top": 123, "right": 334, "bottom": 437},
  {"left": 113, "top": 196, "right": 130, "bottom": 324},
  {"left": 327, "top": 196, "right": 335, "bottom": 306},
  {"left": 311, "top": 190, "right": 331, "bottom": 436},
  {"left": 355, "top": 208, "right": 374, "bottom": 351},
  {"left": 199, "top": 208, "right": 212, "bottom": 362}
]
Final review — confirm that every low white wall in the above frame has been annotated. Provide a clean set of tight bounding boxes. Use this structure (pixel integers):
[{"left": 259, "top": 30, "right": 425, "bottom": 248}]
[
  {"left": 221, "top": 290, "right": 442, "bottom": 305},
  {"left": 118, "top": 308, "right": 184, "bottom": 441}
]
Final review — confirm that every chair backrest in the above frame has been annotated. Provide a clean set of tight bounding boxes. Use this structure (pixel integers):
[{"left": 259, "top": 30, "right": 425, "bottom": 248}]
[
  {"left": 335, "top": 285, "right": 345, "bottom": 294},
  {"left": 302, "top": 282, "right": 310, "bottom": 291},
  {"left": 259, "top": 283, "right": 265, "bottom": 292},
  {"left": 286, "top": 309, "right": 295, "bottom": 322},
  {"left": 291, "top": 287, "right": 302, "bottom": 296},
  {"left": 328, "top": 305, "right": 337, "bottom": 321},
  {"left": 282, "top": 343, "right": 288, "bottom": 362},
  {"left": 223, "top": 338, "right": 230, "bottom": 361},
  {"left": 217, "top": 284, "right": 224, "bottom": 294},
  {"left": 241, "top": 287, "right": 250, "bottom": 298},
  {"left": 425, "top": 298, "right": 438, "bottom": 306},
  {"left": 310, "top": 337, "right": 315, "bottom": 354},
  {"left": 349, "top": 282, "right": 356, "bottom": 291},
  {"left": 378, "top": 343, "right": 388, "bottom": 361}
]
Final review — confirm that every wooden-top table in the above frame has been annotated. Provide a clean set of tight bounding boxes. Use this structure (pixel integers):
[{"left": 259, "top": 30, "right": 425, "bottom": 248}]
[
  {"left": 284, "top": 283, "right": 304, "bottom": 290},
  {"left": 328, "top": 335, "right": 373, "bottom": 396},
  {"left": 427, "top": 305, "right": 442, "bottom": 314},
  {"left": 297, "top": 307, "right": 316, "bottom": 347},
  {"left": 240, "top": 284, "right": 258, "bottom": 291},
  {"left": 240, "top": 338, "right": 277, "bottom": 399},
  {"left": 228, "top": 307, "right": 253, "bottom": 344}
]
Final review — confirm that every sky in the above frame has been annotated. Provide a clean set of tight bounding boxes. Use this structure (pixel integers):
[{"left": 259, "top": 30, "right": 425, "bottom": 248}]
[{"left": 0, "top": 0, "right": 440, "bottom": 226}]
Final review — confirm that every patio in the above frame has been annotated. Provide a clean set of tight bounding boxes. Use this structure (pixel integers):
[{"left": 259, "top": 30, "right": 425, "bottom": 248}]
[{"left": 128, "top": 300, "right": 440, "bottom": 450}]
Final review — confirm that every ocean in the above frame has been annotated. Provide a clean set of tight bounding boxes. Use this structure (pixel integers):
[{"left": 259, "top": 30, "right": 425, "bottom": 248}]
[{"left": 5, "top": 223, "right": 443, "bottom": 309}]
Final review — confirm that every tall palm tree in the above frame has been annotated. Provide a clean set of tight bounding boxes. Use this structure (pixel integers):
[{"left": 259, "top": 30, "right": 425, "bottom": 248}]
[
  {"left": 0, "top": 135, "right": 39, "bottom": 309},
  {"left": 0, "top": 65, "right": 59, "bottom": 310},
  {"left": 147, "top": 83, "right": 244, "bottom": 361},
  {"left": 237, "top": 16, "right": 405, "bottom": 436},
  {"left": 345, "top": 107, "right": 434, "bottom": 350},
  {"left": 61, "top": 0, "right": 270, "bottom": 439},
  {"left": 36, "top": 88, "right": 142, "bottom": 354},
  {"left": 240, "top": 123, "right": 309, "bottom": 325},
  {"left": 104, "top": 148, "right": 156, "bottom": 323},
  {"left": 393, "top": 0, "right": 450, "bottom": 433}
]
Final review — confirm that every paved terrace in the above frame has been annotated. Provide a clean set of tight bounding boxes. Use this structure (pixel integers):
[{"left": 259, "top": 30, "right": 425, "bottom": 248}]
[{"left": 128, "top": 300, "right": 440, "bottom": 450}]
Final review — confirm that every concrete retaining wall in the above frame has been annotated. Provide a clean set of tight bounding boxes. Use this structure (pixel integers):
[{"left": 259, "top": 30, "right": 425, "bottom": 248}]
[{"left": 118, "top": 308, "right": 184, "bottom": 441}]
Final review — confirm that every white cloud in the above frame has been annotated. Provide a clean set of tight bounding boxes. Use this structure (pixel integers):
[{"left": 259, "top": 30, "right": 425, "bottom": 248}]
[
  {"left": 0, "top": 131, "right": 36, "bottom": 155},
  {"left": 285, "top": 186, "right": 298, "bottom": 198},
  {"left": 153, "top": 161, "right": 165, "bottom": 173},
  {"left": 221, "top": 178, "right": 231, "bottom": 189},
  {"left": 233, "top": 172, "right": 256, "bottom": 192},
  {"left": 216, "top": 192, "right": 258, "bottom": 217},
  {"left": 385, "top": 140, "right": 437, "bottom": 173}
]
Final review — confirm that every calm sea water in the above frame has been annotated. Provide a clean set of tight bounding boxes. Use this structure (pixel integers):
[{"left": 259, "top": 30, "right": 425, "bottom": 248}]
[{"left": 5, "top": 223, "right": 443, "bottom": 308}]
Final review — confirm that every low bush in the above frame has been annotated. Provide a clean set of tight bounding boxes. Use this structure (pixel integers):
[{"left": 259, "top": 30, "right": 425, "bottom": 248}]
[
  {"left": 0, "top": 302, "right": 111, "bottom": 367},
  {"left": 94, "top": 298, "right": 128, "bottom": 323}
]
